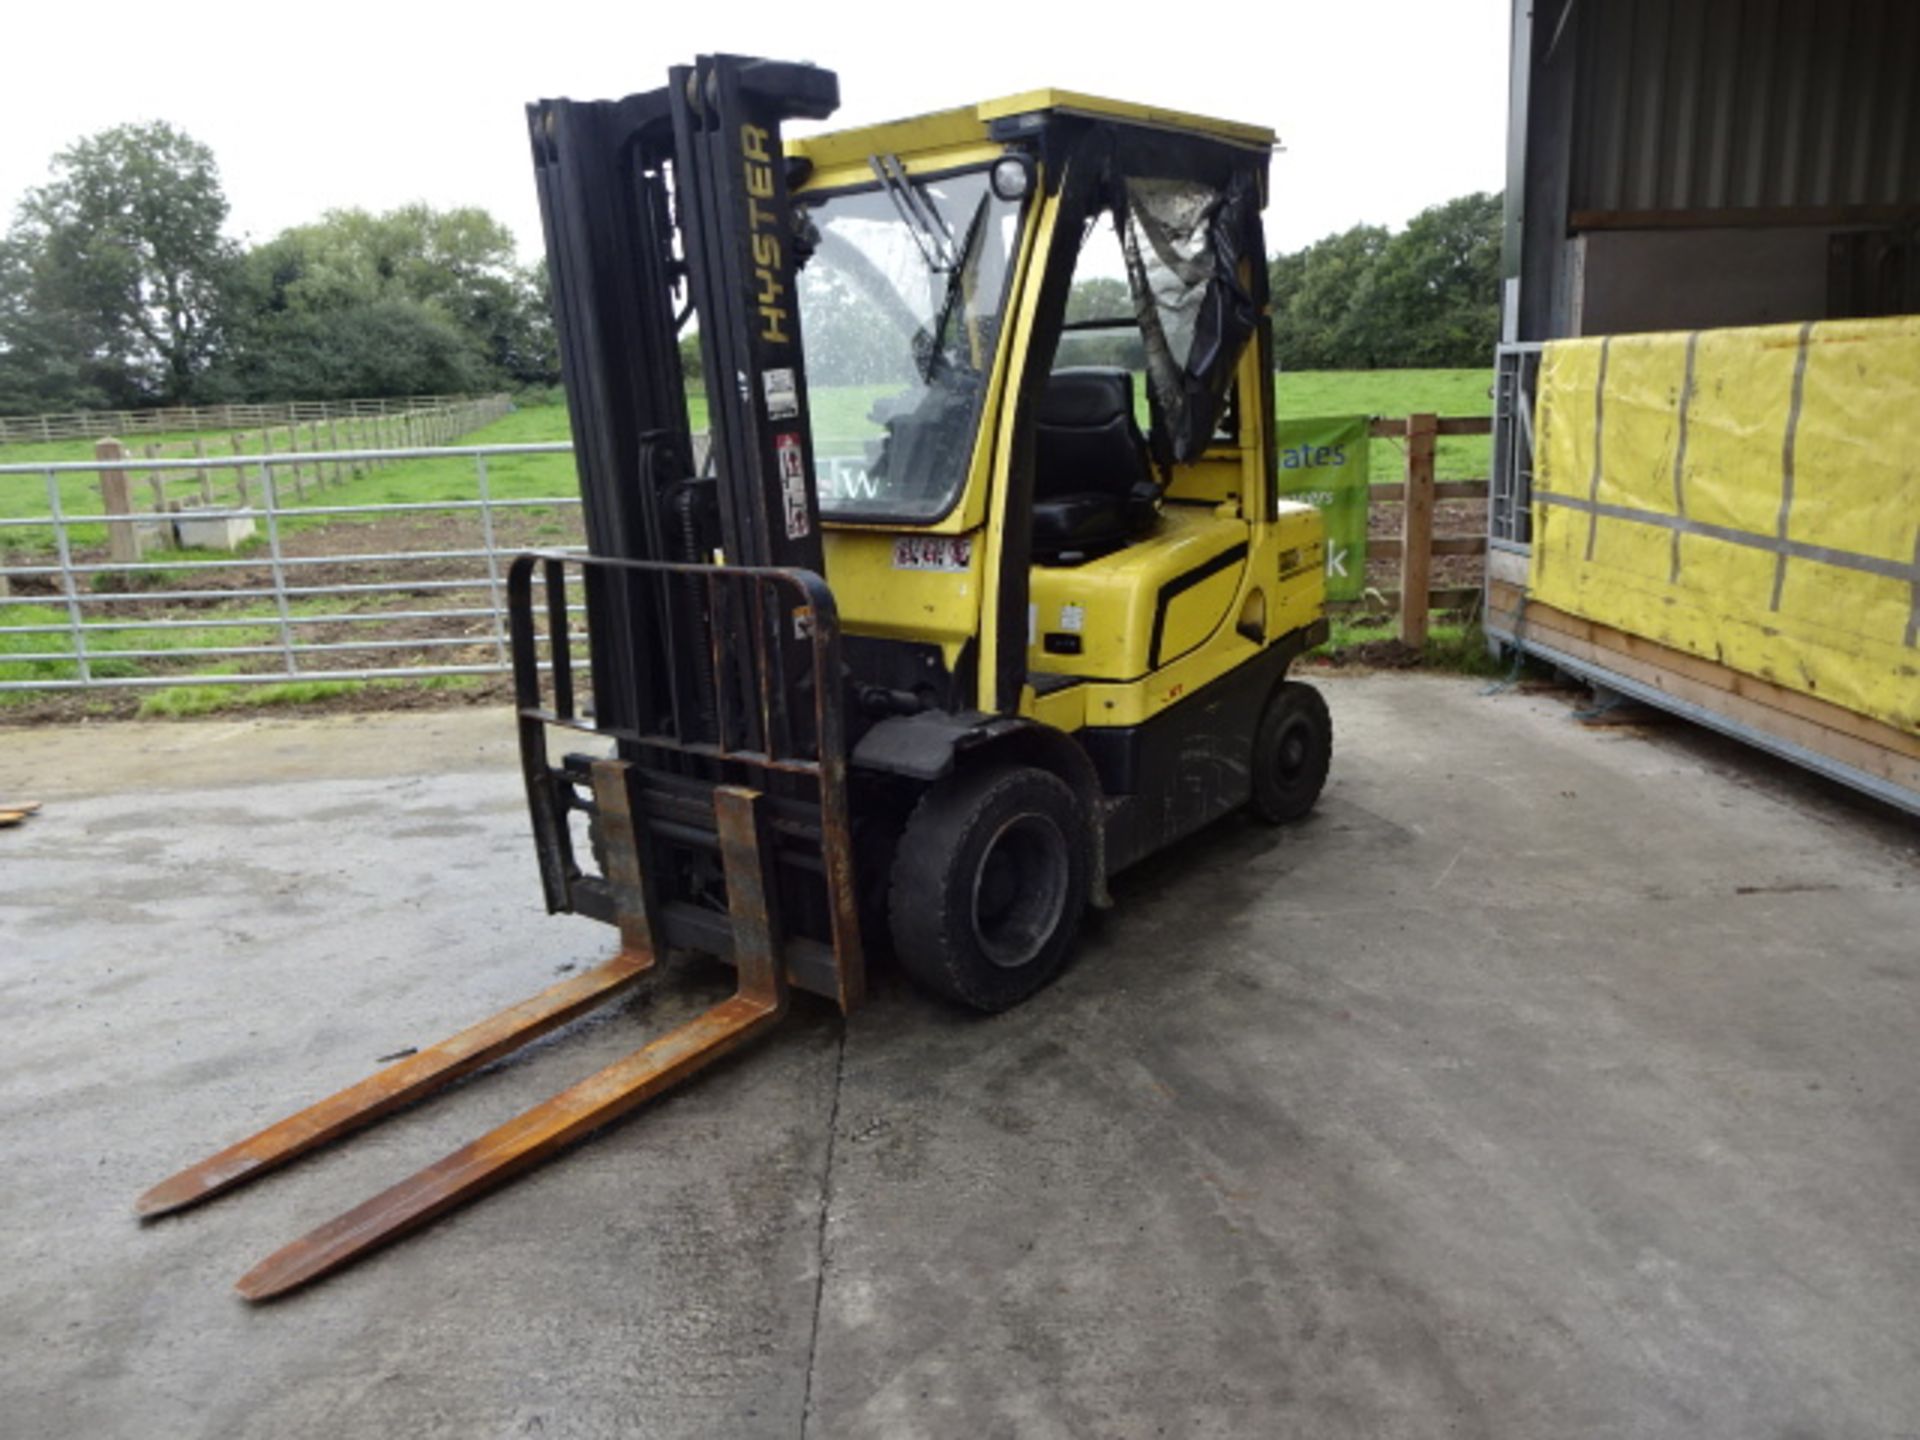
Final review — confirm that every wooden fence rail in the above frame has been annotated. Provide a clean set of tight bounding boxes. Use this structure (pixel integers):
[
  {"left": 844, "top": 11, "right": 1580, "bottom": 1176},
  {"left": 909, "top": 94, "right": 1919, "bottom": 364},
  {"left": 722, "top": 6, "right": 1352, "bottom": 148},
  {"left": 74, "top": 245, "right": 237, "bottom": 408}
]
[
  {"left": 87, "top": 395, "right": 514, "bottom": 561},
  {"left": 1354, "top": 413, "right": 1493, "bottom": 645},
  {"left": 0, "top": 394, "right": 507, "bottom": 446}
]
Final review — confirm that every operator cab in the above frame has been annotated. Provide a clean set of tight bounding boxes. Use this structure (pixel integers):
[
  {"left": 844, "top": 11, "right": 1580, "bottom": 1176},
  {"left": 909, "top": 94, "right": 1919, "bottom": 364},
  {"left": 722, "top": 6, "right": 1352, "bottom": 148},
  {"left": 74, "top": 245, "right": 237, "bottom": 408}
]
[{"left": 786, "top": 91, "right": 1296, "bottom": 713}]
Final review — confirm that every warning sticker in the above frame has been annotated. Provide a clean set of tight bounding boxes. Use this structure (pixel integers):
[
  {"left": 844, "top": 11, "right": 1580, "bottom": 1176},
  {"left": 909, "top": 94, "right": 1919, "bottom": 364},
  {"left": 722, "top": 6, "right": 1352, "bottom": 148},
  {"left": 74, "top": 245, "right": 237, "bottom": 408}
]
[
  {"left": 776, "top": 432, "right": 810, "bottom": 540},
  {"left": 1058, "top": 602, "right": 1085, "bottom": 633},
  {"left": 763, "top": 367, "right": 799, "bottom": 421}
]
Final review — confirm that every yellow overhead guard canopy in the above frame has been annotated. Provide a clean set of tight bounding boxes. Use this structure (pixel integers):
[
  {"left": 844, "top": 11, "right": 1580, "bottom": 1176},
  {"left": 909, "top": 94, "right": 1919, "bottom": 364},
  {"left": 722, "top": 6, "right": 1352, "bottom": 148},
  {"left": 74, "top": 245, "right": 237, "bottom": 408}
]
[{"left": 787, "top": 89, "right": 1276, "bottom": 177}]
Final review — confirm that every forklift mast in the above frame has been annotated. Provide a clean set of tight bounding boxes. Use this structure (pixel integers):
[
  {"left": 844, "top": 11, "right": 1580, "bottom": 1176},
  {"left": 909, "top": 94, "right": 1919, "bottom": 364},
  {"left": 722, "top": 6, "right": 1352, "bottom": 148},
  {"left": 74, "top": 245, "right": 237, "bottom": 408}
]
[{"left": 527, "top": 56, "right": 838, "bottom": 732}]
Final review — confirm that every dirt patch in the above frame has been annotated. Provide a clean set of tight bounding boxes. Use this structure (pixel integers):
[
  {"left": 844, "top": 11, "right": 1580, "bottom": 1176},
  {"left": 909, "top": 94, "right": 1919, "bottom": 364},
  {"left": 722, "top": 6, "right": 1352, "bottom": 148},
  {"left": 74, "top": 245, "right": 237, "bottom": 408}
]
[
  {"left": 1308, "top": 636, "right": 1429, "bottom": 670},
  {"left": 1, "top": 673, "right": 517, "bottom": 727}
]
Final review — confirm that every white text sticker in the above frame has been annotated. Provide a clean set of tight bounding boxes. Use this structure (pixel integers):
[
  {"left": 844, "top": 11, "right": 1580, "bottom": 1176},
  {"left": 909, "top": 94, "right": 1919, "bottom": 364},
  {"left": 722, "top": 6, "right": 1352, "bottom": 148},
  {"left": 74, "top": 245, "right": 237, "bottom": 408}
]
[{"left": 763, "top": 367, "right": 799, "bottom": 421}]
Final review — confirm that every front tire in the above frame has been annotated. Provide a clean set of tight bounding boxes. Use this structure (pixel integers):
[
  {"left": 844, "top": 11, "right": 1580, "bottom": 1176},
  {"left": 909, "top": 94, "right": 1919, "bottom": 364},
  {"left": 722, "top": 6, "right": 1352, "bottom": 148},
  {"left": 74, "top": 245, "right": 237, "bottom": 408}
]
[
  {"left": 1250, "top": 680, "right": 1332, "bottom": 824},
  {"left": 888, "top": 762, "right": 1089, "bottom": 1012}
]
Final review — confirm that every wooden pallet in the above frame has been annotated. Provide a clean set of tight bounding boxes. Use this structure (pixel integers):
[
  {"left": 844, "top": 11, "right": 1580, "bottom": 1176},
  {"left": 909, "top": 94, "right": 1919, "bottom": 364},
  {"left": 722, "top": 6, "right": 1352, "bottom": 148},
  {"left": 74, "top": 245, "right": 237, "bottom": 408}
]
[{"left": 1486, "top": 579, "right": 1920, "bottom": 804}]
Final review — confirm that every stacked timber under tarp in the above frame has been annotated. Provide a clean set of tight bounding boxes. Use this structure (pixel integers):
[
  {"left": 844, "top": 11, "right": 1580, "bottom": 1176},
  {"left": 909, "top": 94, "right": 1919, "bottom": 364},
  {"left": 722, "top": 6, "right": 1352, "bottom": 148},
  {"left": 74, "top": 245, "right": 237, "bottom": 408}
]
[{"left": 1487, "top": 314, "right": 1920, "bottom": 814}]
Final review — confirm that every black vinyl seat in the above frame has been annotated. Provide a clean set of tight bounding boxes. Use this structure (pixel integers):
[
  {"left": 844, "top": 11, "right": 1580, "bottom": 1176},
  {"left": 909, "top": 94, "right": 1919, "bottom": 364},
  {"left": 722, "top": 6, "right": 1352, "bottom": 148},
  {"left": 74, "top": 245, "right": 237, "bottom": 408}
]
[{"left": 1030, "top": 367, "right": 1161, "bottom": 561}]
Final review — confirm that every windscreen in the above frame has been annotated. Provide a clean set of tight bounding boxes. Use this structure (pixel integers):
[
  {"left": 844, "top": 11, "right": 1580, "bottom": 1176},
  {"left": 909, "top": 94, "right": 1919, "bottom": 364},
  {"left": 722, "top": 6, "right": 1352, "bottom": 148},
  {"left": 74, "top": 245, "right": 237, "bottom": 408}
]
[{"left": 796, "top": 168, "right": 1023, "bottom": 522}]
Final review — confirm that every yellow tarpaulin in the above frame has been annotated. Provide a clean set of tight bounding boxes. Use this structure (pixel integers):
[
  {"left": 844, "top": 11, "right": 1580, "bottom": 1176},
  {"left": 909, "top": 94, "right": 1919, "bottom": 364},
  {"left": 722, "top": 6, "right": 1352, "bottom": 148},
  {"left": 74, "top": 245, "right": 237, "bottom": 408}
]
[{"left": 1530, "top": 315, "right": 1920, "bottom": 735}]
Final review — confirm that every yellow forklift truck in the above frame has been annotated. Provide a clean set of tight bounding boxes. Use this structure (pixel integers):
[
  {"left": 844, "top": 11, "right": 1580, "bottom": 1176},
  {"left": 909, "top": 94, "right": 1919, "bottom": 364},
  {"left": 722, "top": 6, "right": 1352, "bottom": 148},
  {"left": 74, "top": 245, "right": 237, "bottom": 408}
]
[{"left": 137, "top": 55, "right": 1330, "bottom": 1298}]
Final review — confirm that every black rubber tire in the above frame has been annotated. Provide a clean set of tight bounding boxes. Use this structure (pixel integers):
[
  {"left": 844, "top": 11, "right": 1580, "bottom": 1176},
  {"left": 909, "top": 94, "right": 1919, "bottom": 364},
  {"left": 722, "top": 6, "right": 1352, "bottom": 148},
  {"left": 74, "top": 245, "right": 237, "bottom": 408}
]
[
  {"left": 1249, "top": 680, "right": 1332, "bottom": 824},
  {"left": 888, "top": 762, "right": 1089, "bottom": 1013}
]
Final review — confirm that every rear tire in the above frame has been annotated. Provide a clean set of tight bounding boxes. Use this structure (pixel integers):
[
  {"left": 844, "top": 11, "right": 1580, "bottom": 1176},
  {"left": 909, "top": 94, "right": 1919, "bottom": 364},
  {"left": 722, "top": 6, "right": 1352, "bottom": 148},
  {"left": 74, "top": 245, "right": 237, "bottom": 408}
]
[
  {"left": 1249, "top": 680, "right": 1331, "bottom": 824},
  {"left": 888, "top": 762, "right": 1088, "bottom": 1012}
]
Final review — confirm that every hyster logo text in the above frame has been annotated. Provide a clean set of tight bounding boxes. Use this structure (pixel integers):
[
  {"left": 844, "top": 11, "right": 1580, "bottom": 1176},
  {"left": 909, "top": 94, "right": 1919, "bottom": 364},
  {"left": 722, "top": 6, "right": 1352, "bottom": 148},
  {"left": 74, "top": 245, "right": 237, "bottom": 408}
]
[{"left": 741, "top": 124, "right": 790, "bottom": 345}]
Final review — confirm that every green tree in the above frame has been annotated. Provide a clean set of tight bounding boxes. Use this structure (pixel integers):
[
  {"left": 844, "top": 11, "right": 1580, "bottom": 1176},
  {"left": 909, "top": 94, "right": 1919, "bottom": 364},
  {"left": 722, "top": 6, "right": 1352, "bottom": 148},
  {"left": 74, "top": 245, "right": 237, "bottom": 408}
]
[
  {"left": 227, "top": 299, "right": 492, "bottom": 401},
  {"left": 1265, "top": 193, "right": 1502, "bottom": 371},
  {"left": 1271, "top": 223, "right": 1390, "bottom": 370},
  {"left": 0, "top": 232, "right": 101, "bottom": 412},
  {"left": 1065, "top": 276, "right": 1131, "bottom": 323},
  {"left": 1, "top": 122, "right": 237, "bottom": 408},
  {"left": 220, "top": 203, "right": 553, "bottom": 398},
  {"left": 1349, "top": 192, "right": 1503, "bottom": 368},
  {"left": 1059, "top": 277, "right": 1145, "bottom": 369}
]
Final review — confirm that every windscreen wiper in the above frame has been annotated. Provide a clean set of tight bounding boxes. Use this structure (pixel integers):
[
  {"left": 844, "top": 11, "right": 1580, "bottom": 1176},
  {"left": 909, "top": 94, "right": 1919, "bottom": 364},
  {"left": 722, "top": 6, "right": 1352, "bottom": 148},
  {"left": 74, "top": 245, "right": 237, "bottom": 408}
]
[
  {"left": 920, "top": 194, "right": 989, "bottom": 381},
  {"left": 870, "top": 153, "right": 956, "bottom": 272}
]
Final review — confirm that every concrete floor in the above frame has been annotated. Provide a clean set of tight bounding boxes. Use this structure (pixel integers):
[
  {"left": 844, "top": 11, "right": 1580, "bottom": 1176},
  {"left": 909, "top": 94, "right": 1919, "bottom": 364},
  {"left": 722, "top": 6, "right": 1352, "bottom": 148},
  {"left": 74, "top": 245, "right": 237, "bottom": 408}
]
[{"left": 2, "top": 674, "right": 1916, "bottom": 1440}]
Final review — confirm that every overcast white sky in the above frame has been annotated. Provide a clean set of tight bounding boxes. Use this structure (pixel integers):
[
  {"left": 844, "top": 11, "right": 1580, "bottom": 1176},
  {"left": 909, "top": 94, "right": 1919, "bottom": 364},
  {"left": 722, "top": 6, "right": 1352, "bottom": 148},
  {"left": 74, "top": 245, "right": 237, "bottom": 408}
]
[{"left": 0, "top": 0, "right": 1509, "bottom": 260}]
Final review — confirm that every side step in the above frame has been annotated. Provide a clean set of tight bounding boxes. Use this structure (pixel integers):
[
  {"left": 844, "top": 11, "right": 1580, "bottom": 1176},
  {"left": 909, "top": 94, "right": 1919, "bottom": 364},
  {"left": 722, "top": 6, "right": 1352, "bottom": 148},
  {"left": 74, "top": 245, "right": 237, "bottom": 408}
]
[{"left": 138, "top": 777, "right": 790, "bottom": 1301}]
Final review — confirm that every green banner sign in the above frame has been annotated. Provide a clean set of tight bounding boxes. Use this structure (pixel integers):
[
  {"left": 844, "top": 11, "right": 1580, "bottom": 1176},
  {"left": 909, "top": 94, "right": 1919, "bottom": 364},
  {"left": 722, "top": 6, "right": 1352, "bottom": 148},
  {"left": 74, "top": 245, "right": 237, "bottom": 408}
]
[{"left": 1273, "top": 414, "right": 1370, "bottom": 601}]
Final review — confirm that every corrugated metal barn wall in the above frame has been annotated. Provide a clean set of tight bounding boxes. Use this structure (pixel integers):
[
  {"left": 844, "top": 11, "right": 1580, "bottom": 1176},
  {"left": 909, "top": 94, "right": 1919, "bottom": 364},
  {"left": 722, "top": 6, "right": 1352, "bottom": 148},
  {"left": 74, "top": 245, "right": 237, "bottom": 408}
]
[{"left": 1570, "top": 0, "right": 1920, "bottom": 219}]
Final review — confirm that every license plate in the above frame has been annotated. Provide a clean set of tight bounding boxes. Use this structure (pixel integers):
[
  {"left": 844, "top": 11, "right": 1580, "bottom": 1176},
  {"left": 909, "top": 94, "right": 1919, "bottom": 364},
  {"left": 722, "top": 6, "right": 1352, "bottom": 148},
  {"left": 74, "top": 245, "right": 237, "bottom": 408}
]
[{"left": 892, "top": 536, "right": 974, "bottom": 572}]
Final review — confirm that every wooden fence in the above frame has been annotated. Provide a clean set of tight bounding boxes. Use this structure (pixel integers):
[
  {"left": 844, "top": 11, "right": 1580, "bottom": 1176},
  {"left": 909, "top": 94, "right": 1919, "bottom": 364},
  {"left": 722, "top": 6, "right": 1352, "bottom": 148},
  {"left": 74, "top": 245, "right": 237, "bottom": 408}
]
[
  {"left": 1353, "top": 413, "right": 1492, "bottom": 645},
  {"left": 91, "top": 395, "right": 514, "bottom": 562},
  {"left": 0, "top": 394, "right": 506, "bottom": 446}
]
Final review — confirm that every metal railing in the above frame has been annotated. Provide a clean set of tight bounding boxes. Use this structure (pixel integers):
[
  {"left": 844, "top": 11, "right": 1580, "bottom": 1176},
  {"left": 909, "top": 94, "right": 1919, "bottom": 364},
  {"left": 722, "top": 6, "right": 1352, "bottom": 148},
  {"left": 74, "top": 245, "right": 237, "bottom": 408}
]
[
  {"left": 0, "top": 441, "right": 585, "bottom": 693},
  {"left": 0, "top": 394, "right": 506, "bottom": 445},
  {"left": 1490, "top": 344, "right": 1543, "bottom": 550}
]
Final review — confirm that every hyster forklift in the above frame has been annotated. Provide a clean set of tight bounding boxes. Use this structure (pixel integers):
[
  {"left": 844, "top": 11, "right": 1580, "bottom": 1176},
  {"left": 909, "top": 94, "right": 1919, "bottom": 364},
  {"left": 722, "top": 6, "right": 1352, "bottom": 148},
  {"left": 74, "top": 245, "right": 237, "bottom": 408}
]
[{"left": 138, "top": 55, "right": 1331, "bottom": 1299}]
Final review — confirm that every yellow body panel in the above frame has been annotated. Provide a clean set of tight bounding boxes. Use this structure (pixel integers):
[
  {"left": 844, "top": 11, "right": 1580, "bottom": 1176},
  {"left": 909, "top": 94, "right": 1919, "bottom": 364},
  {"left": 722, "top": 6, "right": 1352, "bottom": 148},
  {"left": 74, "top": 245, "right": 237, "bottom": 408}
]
[
  {"left": 821, "top": 528, "right": 982, "bottom": 670},
  {"left": 788, "top": 107, "right": 992, "bottom": 177},
  {"left": 973, "top": 176, "right": 1063, "bottom": 706},
  {"left": 977, "top": 90, "right": 1274, "bottom": 149},
  {"left": 1530, "top": 315, "right": 1920, "bottom": 735},
  {"left": 1026, "top": 507, "right": 1248, "bottom": 680},
  {"left": 1069, "top": 505, "right": 1323, "bottom": 729},
  {"left": 788, "top": 90, "right": 1274, "bottom": 182},
  {"left": 793, "top": 139, "right": 1008, "bottom": 196},
  {"left": 1075, "top": 510, "right": 1328, "bottom": 733}
]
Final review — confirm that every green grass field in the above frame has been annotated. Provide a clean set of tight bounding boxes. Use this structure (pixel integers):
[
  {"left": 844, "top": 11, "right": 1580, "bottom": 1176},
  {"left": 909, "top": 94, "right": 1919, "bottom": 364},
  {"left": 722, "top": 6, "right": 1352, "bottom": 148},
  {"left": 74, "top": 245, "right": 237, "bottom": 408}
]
[{"left": 1278, "top": 368, "right": 1492, "bottom": 482}]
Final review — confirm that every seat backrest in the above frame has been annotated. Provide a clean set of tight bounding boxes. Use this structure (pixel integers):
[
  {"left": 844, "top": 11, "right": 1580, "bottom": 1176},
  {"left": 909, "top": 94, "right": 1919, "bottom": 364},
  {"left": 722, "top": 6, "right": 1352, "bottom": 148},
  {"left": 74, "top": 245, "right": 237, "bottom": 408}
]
[{"left": 1033, "top": 367, "right": 1154, "bottom": 502}]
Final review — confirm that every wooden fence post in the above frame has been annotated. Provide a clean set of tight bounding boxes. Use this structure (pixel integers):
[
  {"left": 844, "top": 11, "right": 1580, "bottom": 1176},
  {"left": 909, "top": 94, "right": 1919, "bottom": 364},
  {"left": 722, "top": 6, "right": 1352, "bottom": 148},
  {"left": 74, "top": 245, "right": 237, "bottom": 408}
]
[
  {"left": 97, "top": 437, "right": 145, "bottom": 563},
  {"left": 193, "top": 436, "right": 211, "bottom": 504},
  {"left": 284, "top": 424, "right": 305, "bottom": 500},
  {"left": 1399, "top": 412, "right": 1438, "bottom": 648},
  {"left": 231, "top": 432, "right": 249, "bottom": 506},
  {"left": 144, "top": 441, "right": 167, "bottom": 513}
]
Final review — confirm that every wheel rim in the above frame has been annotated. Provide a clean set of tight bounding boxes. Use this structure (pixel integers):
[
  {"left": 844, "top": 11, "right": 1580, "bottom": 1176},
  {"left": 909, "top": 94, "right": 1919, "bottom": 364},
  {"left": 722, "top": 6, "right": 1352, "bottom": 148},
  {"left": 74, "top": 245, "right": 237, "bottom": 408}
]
[
  {"left": 1273, "top": 715, "right": 1312, "bottom": 788},
  {"left": 969, "top": 812, "right": 1069, "bottom": 969}
]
